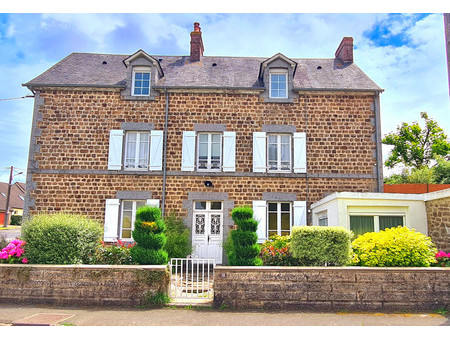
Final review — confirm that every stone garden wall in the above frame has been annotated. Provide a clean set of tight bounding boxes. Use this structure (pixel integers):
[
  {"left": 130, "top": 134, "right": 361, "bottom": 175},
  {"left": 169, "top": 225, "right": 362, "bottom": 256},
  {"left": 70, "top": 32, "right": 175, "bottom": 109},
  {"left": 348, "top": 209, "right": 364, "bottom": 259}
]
[
  {"left": 214, "top": 266, "right": 450, "bottom": 311},
  {"left": 0, "top": 264, "right": 169, "bottom": 307}
]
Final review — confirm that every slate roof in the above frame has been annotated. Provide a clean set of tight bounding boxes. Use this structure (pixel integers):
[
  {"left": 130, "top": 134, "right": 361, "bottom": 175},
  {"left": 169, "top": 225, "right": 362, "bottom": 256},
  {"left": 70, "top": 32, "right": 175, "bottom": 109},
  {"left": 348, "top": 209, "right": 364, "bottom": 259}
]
[
  {"left": 24, "top": 52, "right": 382, "bottom": 91},
  {"left": 0, "top": 182, "right": 25, "bottom": 211}
]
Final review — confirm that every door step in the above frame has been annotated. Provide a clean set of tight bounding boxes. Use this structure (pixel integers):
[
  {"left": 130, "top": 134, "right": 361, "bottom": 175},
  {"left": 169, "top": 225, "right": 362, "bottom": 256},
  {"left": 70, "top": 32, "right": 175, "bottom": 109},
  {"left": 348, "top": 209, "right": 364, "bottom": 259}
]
[{"left": 168, "top": 299, "right": 214, "bottom": 308}]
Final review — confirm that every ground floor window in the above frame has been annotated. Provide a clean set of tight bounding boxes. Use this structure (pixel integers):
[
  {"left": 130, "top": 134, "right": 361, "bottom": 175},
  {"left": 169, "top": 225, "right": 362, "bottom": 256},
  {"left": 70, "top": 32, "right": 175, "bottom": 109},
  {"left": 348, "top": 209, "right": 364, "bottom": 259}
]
[
  {"left": 120, "top": 200, "right": 146, "bottom": 239},
  {"left": 268, "top": 202, "right": 292, "bottom": 238},
  {"left": 350, "top": 215, "right": 404, "bottom": 237}
]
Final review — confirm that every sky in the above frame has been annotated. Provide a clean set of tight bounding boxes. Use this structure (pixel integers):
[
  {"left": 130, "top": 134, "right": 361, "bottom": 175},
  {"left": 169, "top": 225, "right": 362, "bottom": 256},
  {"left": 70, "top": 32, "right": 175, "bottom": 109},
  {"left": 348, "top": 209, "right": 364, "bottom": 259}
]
[{"left": 0, "top": 3, "right": 450, "bottom": 183}]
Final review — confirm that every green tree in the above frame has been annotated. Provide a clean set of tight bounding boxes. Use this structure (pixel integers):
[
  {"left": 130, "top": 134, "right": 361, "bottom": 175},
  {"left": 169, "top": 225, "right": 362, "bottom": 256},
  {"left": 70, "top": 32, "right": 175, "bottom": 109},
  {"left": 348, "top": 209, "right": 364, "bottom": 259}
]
[
  {"left": 382, "top": 112, "right": 450, "bottom": 170},
  {"left": 433, "top": 158, "right": 450, "bottom": 184}
]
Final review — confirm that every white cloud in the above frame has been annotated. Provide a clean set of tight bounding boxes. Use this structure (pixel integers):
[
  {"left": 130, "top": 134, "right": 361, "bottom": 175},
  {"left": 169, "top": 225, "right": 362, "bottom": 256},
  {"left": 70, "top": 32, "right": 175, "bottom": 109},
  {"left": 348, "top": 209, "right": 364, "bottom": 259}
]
[{"left": 41, "top": 13, "right": 126, "bottom": 46}]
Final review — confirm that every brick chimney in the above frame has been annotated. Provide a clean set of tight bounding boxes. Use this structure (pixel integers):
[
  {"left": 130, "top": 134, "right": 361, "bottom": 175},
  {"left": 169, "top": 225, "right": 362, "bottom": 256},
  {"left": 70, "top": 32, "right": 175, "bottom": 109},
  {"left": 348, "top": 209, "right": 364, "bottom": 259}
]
[
  {"left": 190, "top": 22, "right": 204, "bottom": 62},
  {"left": 335, "top": 37, "right": 353, "bottom": 63}
]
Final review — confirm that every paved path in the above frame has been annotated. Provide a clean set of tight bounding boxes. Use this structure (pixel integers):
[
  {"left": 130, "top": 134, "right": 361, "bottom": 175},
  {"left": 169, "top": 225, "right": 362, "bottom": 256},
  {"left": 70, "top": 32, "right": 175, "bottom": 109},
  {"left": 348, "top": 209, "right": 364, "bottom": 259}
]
[
  {"left": 0, "top": 304, "right": 448, "bottom": 326},
  {"left": 0, "top": 228, "right": 21, "bottom": 242}
]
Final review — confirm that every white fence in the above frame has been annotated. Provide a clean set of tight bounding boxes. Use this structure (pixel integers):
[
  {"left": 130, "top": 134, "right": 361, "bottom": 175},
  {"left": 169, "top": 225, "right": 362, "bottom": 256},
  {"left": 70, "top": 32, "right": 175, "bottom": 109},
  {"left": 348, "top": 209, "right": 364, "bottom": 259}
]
[{"left": 169, "top": 258, "right": 215, "bottom": 300}]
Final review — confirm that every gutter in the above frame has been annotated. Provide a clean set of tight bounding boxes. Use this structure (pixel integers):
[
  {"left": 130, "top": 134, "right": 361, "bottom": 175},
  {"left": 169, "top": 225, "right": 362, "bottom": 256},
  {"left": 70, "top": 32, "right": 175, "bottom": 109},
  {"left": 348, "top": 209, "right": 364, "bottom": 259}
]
[
  {"left": 161, "top": 88, "right": 169, "bottom": 217},
  {"left": 373, "top": 92, "right": 384, "bottom": 192}
]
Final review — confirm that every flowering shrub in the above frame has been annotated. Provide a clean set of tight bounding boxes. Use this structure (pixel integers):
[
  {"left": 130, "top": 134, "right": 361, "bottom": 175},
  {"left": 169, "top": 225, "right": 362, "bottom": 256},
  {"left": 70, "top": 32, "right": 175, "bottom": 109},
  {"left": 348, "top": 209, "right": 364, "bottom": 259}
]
[
  {"left": 433, "top": 251, "right": 450, "bottom": 267},
  {"left": 91, "top": 240, "right": 136, "bottom": 265},
  {"left": 0, "top": 239, "right": 28, "bottom": 264},
  {"left": 260, "top": 235, "right": 300, "bottom": 266}
]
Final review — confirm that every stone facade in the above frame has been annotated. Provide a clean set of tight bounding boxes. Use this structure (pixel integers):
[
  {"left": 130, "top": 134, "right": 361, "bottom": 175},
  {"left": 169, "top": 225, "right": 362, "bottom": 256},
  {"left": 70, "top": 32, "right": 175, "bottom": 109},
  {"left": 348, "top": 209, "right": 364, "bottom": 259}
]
[
  {"left": 426, "top": 196, "right": 450, "bottom": 251},
  {"left": 214, "top": 266, "right": 450, "bottom": 311},
  {"left": 0, "top": 265, "right": 169, "bottom": 307},
  {"left": 23, "top": 27, "right": 384, "bottom": 262}
]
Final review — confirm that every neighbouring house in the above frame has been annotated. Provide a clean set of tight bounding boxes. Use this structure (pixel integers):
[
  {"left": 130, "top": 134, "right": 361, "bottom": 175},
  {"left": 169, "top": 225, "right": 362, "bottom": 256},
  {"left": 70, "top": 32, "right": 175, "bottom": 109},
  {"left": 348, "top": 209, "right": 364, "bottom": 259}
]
[
  {"left": 23, "top": 22, "right": 384, "bottom": 264},
  {"left": 311, "top": 188, "right": 450, "bottom": 251},
  {"left": 0, "top": 182, "right": 25, "bottom": 226}
]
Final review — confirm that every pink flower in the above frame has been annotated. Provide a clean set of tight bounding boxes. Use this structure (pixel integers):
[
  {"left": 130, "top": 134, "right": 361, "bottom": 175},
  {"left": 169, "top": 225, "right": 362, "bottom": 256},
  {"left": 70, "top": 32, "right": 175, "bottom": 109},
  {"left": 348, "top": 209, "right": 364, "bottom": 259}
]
[
  {"left": 0, "top": 251, "right": 9, "bottom": 260},
  {"left": 21, "top": 258, "right": 28, "bottom": 264}
]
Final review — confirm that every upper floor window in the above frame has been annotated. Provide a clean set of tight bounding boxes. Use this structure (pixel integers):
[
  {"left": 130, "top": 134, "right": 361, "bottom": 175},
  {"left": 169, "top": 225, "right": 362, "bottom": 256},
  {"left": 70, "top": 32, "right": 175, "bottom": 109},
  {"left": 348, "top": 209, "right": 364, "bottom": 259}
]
[
  {"left": 269, "top": 70, "right": 287, "bottom": 98},
  {"left": 197, "top": 133, "right": 222, "bottom": 171},
  {"left": 132, "top": 67, "right": 151, "bottom": 96},
  {"left": 124, "top": 131, "right": 150, "bottom": 170},
  {"left": 267, "top": 134, "right": 291, "bottom": 172}
]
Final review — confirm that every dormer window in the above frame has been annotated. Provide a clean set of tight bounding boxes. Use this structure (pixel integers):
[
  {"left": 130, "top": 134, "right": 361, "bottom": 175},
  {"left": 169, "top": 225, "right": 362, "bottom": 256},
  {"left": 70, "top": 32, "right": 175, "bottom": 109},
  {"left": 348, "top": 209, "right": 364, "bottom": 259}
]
[
  {"left": 269, "top": 70, "right": 288, "bottom": 99},
  {"left": 132, "top": 67, "right": 151, "bottom": 96}
]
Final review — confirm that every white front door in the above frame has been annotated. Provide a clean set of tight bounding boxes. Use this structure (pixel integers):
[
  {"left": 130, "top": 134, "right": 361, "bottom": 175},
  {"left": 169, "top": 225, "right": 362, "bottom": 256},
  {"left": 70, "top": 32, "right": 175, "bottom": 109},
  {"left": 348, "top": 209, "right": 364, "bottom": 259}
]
[{"left": 192, "top": 201, "right": 223, "bottom": 264}]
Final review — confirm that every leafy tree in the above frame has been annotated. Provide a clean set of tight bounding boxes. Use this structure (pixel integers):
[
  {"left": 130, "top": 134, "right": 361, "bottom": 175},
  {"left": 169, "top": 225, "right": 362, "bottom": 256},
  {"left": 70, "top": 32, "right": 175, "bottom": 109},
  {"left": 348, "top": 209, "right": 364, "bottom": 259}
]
[
  {"left": 384, "top": 159, "right": 450, "bottom": 184},
  {"left": 382, "top": 112, "right": 450, "bottom": 170},
  {"left": 433, "top": 158, "right": 450, "bottom": 184}
]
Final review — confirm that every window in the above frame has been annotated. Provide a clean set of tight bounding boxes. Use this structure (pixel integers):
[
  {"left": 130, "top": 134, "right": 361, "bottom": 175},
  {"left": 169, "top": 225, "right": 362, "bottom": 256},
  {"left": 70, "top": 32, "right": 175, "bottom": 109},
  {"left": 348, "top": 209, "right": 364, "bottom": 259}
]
[
  {"left": 120, "top": 200, "right": 146, "bottom": 240},
  {"left": 267, "top": 134, "right": 291, "bottom": 171},
  {"left": 267, "top": 202, "right": 292, "bottom": 238},
  {"left": 197, "top": 133, "right": 222, "bottom": 171},
  {"left": 269, "top": 70, "right": 287, "bottom": 98},
  {"left": 350, "top": 215, "right": 405, "bottom": 237},
  {"left": 124, "top": 132, "right": 150, "bottom": 170},
  {"left": 132, "top": 68, "right": 151, "bottom": 96},
  {"left": 318, "top": 216, "right": 328, "bottom": 226}
]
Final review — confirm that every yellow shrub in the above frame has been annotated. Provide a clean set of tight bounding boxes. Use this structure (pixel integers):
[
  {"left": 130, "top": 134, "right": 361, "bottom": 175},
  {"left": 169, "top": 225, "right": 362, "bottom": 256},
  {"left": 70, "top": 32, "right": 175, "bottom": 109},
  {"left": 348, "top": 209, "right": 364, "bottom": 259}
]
[{"left": 351, "top": 226, "right": 437, "bottom": 267}]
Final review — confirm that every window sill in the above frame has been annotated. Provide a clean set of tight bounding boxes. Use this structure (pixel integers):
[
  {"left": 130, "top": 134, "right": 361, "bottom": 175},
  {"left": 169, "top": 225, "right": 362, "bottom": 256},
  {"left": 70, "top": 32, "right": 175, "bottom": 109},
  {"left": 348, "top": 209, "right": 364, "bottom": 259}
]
[
  {"left": 122, "top": 95, "right": 157, "bottom": 101},
  {"left": 264, "top": 97, "right": 294, "bottom": 103}
]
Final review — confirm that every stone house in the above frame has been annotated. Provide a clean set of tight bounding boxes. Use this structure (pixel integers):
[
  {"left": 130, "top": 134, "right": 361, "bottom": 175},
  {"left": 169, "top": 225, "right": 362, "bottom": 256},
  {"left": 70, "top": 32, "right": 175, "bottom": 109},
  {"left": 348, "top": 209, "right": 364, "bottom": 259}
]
[{"left": 23, "top": 23, "right": 383, "bottom": 264}]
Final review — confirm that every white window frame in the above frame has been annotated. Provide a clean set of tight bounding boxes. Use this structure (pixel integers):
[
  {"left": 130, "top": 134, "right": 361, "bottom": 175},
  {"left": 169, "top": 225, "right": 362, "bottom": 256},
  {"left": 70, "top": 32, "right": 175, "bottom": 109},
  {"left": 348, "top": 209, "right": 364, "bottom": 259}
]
[
  {"left": 124, "top": 131, "right": 150, "bottom": 171},
  {"left": 269, "top": 69, "right": 288, "bottom": 99},
  {"left": 197, "top": 132, "right": 222, "bottom": 172},
  {"left": 267, "top": 133, "right": 292, "bottom": 172},
  {"left": 267, "top": 201, "right": 292, "bottom": 238},
  {"left": 132, "top": 67, "right": 151, "bottom": 96},
  {"left": 120, "top": 200, "right": 146, "bottom": 241}
]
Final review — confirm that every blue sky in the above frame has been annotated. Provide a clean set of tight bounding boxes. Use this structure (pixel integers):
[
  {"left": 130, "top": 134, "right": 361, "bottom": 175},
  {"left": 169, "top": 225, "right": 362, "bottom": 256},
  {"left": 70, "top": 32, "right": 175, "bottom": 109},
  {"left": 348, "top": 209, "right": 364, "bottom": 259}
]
[{"left": 0, "top": 7, "right": 449, "bottom": 183}]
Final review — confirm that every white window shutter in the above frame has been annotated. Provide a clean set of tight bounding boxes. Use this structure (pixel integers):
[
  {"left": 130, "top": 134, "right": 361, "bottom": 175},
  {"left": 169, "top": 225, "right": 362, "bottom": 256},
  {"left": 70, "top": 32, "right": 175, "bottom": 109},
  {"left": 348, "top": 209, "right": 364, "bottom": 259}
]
[
  {"left": 222, "top": 131, "right": 236, "bottom": 172},
  {"left": 253, "top": 200, "right": 267, "bottom": 243},
  {"left": 149, "top": 130, "right": 163, "bottom": 171},
  {"left": 181, "top": 131, "right": 196, "bottom": 171},
  {"left": 293, "top": 200, "right": 307, "bottom": 227},
  {"left": 293, "top": 132, "right": 307, "bottom": 173},
  {"left": 253, "top": 132, "right": 266, "bottom": 172},
  {"left": 146, "top": 199, "right": 160, "bottom": 208},
  {"left": 108, "top": 130, "right": 124, "bottom": 170},
  {"left": 104, "top": 199, "right": 120, "bottom": 241}
]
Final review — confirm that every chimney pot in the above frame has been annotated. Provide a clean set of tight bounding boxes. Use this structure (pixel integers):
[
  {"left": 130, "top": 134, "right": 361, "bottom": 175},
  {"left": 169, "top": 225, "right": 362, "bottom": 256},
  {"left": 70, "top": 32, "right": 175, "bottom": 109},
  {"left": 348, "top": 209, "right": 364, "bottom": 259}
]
[
  {"left": 190, "top": 22, "right": 204, "bottom": 62},
  {"left": 335, "top": 37, "right": 353, "bottom": 64}
]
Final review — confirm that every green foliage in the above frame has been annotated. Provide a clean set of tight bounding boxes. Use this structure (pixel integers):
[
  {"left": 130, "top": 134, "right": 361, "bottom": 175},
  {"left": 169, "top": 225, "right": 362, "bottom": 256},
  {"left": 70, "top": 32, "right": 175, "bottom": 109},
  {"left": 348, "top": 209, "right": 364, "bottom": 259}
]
[
  {"left": 260, "top": 235, "right": 300, "bottom": 266},
  {"left": 91, "top": 240, "right": 135, "bottom": 265},
  {"left": 290, "top": 226, "right": 353, "bottom": 266},
  {"left": 22, "top": 213, "right": 102, "bottom": 264},
  {"left": 384, "top": 159, "right": 450, "bottom": 184},
  {"left": 10, "top": 215, "right": 22, "bottom": 226},
  {"left": 351, "top": 226, "right": 437, "bottom": 267},
  {"left": 382, "top": 112, "right": 450, "bottom": 170},
  {"left": 141, "top": 291, "right": 171, "bottom": 308},
  {"left": 433, "top": 158, "right": 450, "bottom": 184},
  {"left": 130, "top": 206, "right": 168, "bottom": 265},
  {"left": 163, "top": 213, "right": 192, "bottom": 259},
  {"left": 227, "top": 206, "right": 262, "bottom": 266}
]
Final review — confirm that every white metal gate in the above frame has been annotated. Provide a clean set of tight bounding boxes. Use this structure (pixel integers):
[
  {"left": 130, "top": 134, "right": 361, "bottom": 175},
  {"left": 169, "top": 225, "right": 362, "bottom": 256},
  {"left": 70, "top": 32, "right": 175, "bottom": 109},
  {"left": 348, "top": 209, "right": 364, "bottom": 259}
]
[{"left": 169, "top": 258, "right": 215, "bottom": 301}]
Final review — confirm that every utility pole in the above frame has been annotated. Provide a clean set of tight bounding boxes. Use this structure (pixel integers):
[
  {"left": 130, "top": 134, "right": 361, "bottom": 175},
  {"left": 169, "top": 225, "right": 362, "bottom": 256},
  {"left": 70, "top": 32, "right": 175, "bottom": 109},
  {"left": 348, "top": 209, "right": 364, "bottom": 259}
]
[{"left": 3, "top": 166, "right": 13, "bottom": 228}]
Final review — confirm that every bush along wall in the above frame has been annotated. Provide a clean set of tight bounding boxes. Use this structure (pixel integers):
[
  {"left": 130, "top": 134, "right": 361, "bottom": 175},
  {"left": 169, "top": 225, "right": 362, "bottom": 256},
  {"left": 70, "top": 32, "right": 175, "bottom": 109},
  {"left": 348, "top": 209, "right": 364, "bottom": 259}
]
[
  {"left": 290, "top": 226, "right": 353, "bottom": 266},
  {"left": 130, "top": 206, "right": 168, "bottom": 265},
  {"left": 22, "top": 213, "right": 102, "bottom": 264},
  {"left": 351, "top": 226, "right": 437, "bottom": 267},
  {"left": 227, "top": 206, "right": 262, "bottom": 266}
]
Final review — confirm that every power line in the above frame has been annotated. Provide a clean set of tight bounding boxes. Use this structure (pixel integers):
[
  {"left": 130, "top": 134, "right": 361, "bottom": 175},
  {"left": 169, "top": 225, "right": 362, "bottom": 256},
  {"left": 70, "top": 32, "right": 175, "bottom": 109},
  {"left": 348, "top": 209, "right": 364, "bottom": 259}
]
[{"left": 0, "top": 95, "right": 34, "bottom": 102}]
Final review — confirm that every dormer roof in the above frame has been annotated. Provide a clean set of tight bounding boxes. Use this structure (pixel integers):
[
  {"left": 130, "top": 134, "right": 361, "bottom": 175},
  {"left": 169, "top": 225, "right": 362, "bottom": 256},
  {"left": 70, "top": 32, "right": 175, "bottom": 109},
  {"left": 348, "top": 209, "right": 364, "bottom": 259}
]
[
  {"left": 122, "top": 49, "right": 164, "bottom": 78},
  {"left": 259, "top": 53, "right": 298, "bottom": 79}
]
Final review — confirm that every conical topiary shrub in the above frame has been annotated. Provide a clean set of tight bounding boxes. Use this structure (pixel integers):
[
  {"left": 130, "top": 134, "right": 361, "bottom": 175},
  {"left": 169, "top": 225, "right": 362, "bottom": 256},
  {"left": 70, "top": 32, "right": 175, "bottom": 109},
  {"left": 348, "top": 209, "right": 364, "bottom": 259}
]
[
  {"left": 130, "top": 206, "right": 168, "bottom": 265},
  {"left": 227, "top": 206, "right": 262, "bottom": 266}
]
